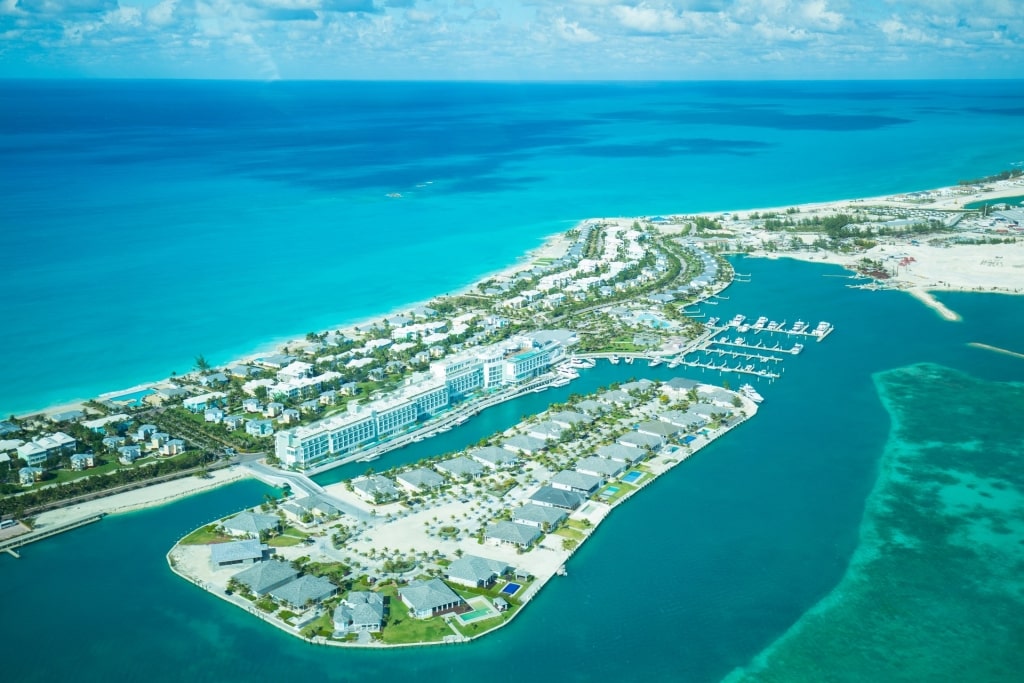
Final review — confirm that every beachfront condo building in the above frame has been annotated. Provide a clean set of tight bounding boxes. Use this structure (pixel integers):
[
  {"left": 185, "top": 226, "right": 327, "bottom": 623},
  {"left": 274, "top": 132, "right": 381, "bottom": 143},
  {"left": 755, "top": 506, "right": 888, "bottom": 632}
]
[
  {"left": 275, "top": 376, "right": 450, "bottom": 469},
  {"left": 276, "top": 330, "right": 575, "bottom": 469}
]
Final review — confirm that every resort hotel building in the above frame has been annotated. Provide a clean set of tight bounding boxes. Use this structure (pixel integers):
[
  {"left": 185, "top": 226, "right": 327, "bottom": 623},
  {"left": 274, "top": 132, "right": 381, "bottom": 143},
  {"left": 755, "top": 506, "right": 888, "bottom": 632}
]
[{"left": 275, "top": 330, "right": 577, "bottom": 469}]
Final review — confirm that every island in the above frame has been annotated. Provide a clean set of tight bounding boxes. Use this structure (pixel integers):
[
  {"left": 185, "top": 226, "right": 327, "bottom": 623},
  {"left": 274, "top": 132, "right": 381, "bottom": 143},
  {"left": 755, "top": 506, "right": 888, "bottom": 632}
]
[{"left": 2, "top": 170, "right": 1022, "bottom": 641}]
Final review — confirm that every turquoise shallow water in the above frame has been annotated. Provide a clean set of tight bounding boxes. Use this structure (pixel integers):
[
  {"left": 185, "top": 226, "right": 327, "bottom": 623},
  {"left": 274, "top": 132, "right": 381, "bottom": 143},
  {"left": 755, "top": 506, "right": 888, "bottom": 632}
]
[
  {"left": 3, "top": 255, "right": 1023, "bottom": 682},
  {"left": 3, "top": 80, "right": 1024, "bottom": 414}
]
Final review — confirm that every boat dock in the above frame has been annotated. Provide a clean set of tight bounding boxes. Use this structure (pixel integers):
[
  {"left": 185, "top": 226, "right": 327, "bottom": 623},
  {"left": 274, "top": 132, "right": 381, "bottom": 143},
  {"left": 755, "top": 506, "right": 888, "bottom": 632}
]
[
  {"left": 677, "top": 359, "right": 781, "bottom": 379},
  {"left": 704, "top": 347, "right": 784, "bottom": 363},
  {"left": 0, "top": 514, "right": 105, "bottom": 557}
]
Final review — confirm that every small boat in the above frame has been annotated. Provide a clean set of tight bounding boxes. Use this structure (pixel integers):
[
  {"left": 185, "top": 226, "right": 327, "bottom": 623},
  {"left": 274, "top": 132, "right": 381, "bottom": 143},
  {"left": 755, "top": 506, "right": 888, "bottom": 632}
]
[
  {"left": 609, "top": 355, "right": 620, "bottom": 365},
  {"left": 648, "top": 357, "right": 663, "bottom": 367},
  {"left": 707, "top": 317, "right": 720, "bottom": 327},
  {"left": 737, "top": 323, "right": 751, "bottom": 333},
  {"left": 625, "top": 356, "right": 634, "bottom": 365},
  {"left": 791, "top": 343, "right": 804, "bottom": 355}
]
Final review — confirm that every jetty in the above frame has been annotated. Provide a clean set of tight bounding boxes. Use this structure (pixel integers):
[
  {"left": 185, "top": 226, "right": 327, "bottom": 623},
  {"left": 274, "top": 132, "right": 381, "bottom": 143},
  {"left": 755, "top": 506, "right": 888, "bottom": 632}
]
[{"left": 0, "top": 514, "right": 105, "bottom": 557}]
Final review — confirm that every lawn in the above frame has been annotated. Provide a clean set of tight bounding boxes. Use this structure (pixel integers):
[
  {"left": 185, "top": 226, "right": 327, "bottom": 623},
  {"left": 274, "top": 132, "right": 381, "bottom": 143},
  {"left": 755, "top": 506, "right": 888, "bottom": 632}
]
[
  {"left": 553, "top": 527, "right": 584, "bottom": 541},
  {"left": 179, "top": 524, "right": 234, "bottom": 545},
  {"left": 267, "top": 535, "right": 305, "bottom": 547},
  {"left": 378, "top": 586, "right": 455, "bottom": 645}
]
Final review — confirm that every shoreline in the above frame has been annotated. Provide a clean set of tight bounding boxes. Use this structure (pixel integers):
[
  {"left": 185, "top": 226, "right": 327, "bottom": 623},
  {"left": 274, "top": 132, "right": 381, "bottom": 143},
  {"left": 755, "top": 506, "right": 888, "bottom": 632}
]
[
  {"left": 28, "top": 466, "right": 254, "bottom": 530},
  {"left": 169, "top": 385, "right": 759, "bottom": 648},
  {"left": 12, "top": 175, "right": 1024, "bottom": 421}
]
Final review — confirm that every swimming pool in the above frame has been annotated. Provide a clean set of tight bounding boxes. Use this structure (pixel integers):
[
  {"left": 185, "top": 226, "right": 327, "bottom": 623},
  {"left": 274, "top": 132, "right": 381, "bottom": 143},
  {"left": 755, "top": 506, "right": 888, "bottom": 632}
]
[
  {"left": 600, "top": 486, "right": 619, "bottom": 499},
  {"left": 501, "top": 582, "right": 521, "bottom": 596},
  {"left": 621, "top": 471, "right": 642, "bottom": 484}
]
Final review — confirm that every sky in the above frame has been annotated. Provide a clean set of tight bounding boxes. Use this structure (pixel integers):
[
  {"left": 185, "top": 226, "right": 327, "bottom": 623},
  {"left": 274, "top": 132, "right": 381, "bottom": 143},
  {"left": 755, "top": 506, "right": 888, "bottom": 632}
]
[{"left": 0, "top": 0, "right": 1022, "bottom": 80}]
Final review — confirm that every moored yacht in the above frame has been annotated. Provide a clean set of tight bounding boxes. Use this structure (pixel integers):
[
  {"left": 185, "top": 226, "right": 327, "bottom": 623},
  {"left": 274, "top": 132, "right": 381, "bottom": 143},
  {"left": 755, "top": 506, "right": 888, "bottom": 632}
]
[
  {"left": 728, "top": 314, "right": 746, "bottom": 327},
  {"left": 753, "top": 316, "right": 768, "bottom": 330},
  {"left": 739, "top": 383, "right": 764, "bottom": 403},
  {"left": 791, "top": 320, "right": 808, "bottom": 333}
]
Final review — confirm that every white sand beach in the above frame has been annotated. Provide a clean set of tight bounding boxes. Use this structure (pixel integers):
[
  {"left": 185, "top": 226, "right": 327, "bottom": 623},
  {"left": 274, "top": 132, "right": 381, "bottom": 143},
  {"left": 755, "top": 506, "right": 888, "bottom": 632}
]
[{"left": 31, "top": 466, "right": 252, "bottom": 528}]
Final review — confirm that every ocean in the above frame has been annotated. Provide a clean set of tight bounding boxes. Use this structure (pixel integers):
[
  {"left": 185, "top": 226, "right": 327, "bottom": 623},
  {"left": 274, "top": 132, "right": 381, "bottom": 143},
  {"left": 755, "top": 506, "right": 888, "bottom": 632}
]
[
  {"left": 2, "top": 80, "right": 1024, "bottom": 415},
  {"left": 2, "top": 81, "right": 1024, "bottom": 682}
]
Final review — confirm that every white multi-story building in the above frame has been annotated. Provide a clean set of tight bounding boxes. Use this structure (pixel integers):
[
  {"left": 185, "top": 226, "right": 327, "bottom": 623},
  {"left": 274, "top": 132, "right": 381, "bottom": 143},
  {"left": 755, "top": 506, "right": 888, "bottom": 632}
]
[
  {"left": 276, "top": 330, "right": 575, "bottom": 469},
  {"left": 17, "top": 432, "right": 77, "bottom": 467},
  {"left": 373, "top": 397, "right": 418, "bottom": 438},
  {"left": 275, "top": 409, "right": 378, "bottom": 468}
]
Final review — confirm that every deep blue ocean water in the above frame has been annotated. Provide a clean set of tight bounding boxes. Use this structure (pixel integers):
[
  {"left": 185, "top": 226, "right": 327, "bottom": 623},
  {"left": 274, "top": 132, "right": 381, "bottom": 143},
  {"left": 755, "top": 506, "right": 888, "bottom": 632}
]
[
  {"left": 3, "top": 81, "right": 1024, "bottom": 682},
  {"left": 3, "top": 80, "right": 1024, "bottom": 414}
]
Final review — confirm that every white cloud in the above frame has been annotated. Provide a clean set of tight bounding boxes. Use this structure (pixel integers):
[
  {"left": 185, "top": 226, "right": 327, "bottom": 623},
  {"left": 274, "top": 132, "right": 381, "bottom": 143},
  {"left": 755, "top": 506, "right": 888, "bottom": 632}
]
[
  {"left": 146, "top": 0, "right": 177, "bottom": 27},
  {"left": 554, "top": 16, "right": 598, "bottom": 43}
]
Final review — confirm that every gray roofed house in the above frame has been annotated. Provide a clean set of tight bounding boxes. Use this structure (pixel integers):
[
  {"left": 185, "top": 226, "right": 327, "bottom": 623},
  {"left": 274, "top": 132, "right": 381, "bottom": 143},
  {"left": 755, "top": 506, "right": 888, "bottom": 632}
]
[
  {"left": 210, "top": 539, "right": 267, "bottom": 569},
  {"left": 659, "top": 410, "right": 706, "bottom": 430},
  {"left": 512, "top": 503, "right": 567, "bottom": 529},
  {"left": 618, "top": 432, "right": 664, "bottom": 450},
  {"left": 352, "top": 475, "right": 400, "bottom": 503},
  {"left": 529, "top": 485, "right": 583, "bottom": 510},
  {"left": 698, "top": 386, "right": 737, "bottom": 407},
  {"left": 223, "top": 415, "right": 246, "bottom": 431},
  {"left": 49, "top": 409, "right": 85, "bottom": 423},
  {"left": 396, "top": 468, "right": 446, "bottom": 493},
  {"left": 399, "top": 578, "right": 465, "bottom": 619},
  {"left": 636, "top": 421, "right": 679, "bottom": 439},
  {"left": 688, "top": 404, "right": 721, "bottom": 419},
  {"left": 270, "top": 575, "right": 338, "bottom": 608},
  {"left": 222, "top": 511, "right": 281, "bottom": 538},
  {"left": 19, "top": 466, "right": 43, "bottom": 485},
  {"left": 69, "top": 453, "right": 95, "bottom": 470},
  {"left": 547, "top": 411, "right": 594, "bottom": 428},
  {"left": 550, "top": 470, "right": 602, "bottom": 495},
  {"left": 600, "top": 390, "right": 637, "bottom": 406},
  {"left": 502, "top": 434, "right": 547, "bottom": 455},
  {"left": 574, "top": 400, "right": 607, "bottom": 416},
  {"left": 118, "top": 444, "right": 141, "bottom": 464},
  {"left": 233, "top": 559, "right": 299, "bottom": 596},
  {"left": 446, "top": 555, "right": 512, "bottom": 588},
  {"left": 469, "top": 446, "right": 519, "bottom": 469},
  {"left": 282, "top": 494, "right": 341, "bottom": 524},
  {"left": 435, "top": 456, "right": 485, "bottom": 479},
  {"left": 527, "top": 421, "right": 565, "bottom": 442},
  {"left": 597, "top": 443, "right": 645, "bottom": 463},
  {"left": 333, "top": 591, "right": 385, "bottom": 635},
  {"left": 575, "top": 456, "right": 625, "bottom": 479},
  {"left": 621, "top": 379, "right": 656, "bottom": 394},
  {"left": 484, "top": 521, "right": 541, "bottom": 549},
  {"left": 527, "top": 329, "right": 578, "bottom": 347},
  {"left": 662, "top": 378, "right": 700, "bottom": 396}
]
